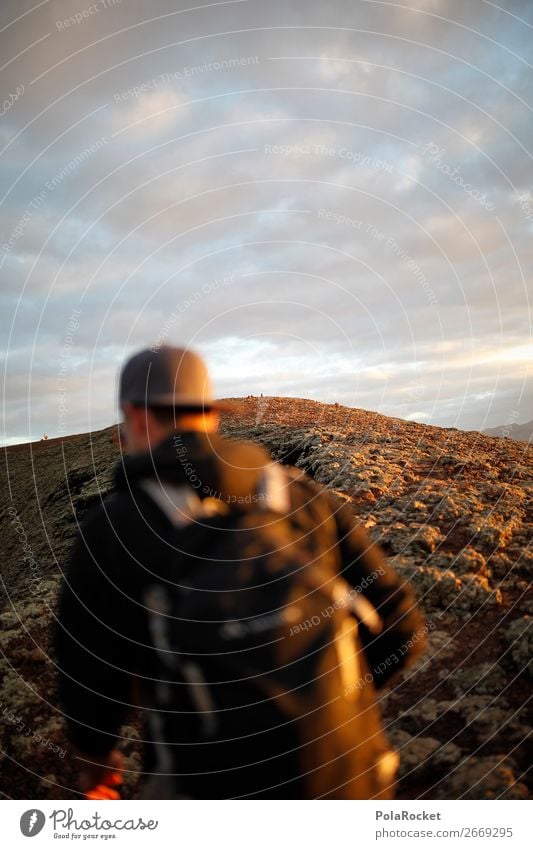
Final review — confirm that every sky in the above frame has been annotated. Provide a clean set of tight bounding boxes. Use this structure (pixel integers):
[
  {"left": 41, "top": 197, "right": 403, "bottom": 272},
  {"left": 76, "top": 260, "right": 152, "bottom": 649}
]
[{"left": 1, "top": 0, "right": 532, "bottom": 445}]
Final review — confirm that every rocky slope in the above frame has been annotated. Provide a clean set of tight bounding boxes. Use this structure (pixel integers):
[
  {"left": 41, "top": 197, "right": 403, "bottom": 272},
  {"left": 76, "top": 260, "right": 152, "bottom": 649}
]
[{"left": 1, "top": 397, "right": 531, "bottom": 799}]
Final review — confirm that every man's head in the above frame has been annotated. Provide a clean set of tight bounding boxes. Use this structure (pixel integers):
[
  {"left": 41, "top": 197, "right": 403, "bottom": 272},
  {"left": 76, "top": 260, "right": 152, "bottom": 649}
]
[{"left": 118, "top": 346, "right": 219, "bottom": 454}]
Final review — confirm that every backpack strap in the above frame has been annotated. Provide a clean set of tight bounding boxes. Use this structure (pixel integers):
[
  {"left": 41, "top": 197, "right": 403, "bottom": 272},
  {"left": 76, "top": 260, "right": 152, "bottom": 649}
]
[
  {"left": 255, "top": 462, "right": 291, "bottom": 513},
  {"left": 138, "top": 478, "right": 228, "bottom": 527},
  {"left": 138, "top": 460, "right": 290, "bottom": 525}
]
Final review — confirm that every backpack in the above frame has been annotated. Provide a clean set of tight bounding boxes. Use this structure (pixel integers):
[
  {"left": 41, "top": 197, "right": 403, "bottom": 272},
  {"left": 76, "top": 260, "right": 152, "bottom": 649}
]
[{"left": 138, "top": 464, "right": 398, "bottom": 799}]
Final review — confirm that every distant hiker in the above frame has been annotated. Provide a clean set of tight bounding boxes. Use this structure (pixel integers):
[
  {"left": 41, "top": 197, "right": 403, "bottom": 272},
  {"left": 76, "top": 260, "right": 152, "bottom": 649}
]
[{"left": 56, "top": 345, "right": 426, "bottom": 799}]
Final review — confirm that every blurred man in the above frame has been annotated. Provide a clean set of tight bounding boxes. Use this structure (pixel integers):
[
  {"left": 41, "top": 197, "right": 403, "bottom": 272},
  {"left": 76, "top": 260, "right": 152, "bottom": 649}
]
[{"left": 56, "top": 345, "right": 425, "bottom": 799}]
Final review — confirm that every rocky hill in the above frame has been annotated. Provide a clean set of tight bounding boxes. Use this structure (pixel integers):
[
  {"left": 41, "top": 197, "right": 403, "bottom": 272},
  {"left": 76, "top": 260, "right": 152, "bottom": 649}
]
[{"left": 1, "top": 397, "right": 531, "bottom": 799}]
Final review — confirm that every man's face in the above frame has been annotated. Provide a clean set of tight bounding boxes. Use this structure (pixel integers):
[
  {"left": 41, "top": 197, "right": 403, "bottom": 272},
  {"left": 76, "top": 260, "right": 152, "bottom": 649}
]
[{"left": 119, "top": 403, "right": 220, "bottom": 455}]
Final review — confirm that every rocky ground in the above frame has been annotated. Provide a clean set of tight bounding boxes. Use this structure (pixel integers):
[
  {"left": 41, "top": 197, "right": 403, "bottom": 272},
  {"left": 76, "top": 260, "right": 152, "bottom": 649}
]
[{"left": 0, "top": 396, "right": 531, "bottom": 799}]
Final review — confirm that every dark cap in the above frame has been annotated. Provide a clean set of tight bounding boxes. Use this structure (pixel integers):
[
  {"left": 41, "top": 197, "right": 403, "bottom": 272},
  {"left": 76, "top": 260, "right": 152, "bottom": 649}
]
[{"left": 119, "top": 346, "right": 215, "bottom": 409}]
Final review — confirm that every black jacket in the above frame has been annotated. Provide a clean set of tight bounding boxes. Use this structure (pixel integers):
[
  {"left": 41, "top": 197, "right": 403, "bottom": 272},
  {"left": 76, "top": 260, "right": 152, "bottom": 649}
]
[{"left": 55, "top": 431, "right": 425, "bottom": 794}]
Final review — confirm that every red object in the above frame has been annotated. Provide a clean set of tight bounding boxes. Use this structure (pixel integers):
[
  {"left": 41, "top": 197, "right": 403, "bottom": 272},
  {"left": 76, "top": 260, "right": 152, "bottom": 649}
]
[{"left": 85, "top": 771, "right": 123, "bottom": 800}]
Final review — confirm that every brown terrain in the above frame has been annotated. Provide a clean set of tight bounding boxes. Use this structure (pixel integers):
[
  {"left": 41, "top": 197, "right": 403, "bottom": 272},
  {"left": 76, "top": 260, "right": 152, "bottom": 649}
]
[{"left": 0, "top": 396, "right": 531, "bottom": 799}]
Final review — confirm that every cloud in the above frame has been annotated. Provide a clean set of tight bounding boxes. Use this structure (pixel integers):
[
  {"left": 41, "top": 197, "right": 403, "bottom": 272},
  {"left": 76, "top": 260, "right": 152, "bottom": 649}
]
[{"left": 1, "top": 0, "right": 532, "bottom": 443}]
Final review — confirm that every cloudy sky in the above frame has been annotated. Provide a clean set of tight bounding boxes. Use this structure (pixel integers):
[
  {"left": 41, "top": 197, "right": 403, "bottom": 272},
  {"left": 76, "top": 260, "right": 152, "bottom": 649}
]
[{"left": 1, "top": 0, "right": 532, "bottom": 444}]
